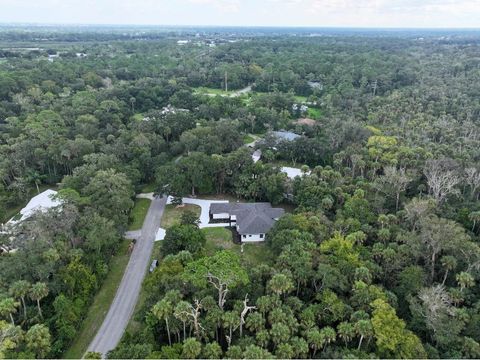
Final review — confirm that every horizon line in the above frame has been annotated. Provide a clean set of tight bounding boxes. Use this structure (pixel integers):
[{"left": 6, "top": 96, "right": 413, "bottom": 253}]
[{"left": 0, "top": 22, "right": 480, "bottom": 31}]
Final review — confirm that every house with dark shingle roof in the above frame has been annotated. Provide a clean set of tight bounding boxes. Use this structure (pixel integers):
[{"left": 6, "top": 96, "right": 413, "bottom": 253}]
[{"left": 209, "top": 202, "right": 284, "bottom": 242}]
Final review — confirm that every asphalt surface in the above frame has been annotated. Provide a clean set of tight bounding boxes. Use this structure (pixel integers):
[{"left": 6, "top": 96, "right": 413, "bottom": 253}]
[{"left": 87, "top": 196, "right": 167, "bottom": 357}]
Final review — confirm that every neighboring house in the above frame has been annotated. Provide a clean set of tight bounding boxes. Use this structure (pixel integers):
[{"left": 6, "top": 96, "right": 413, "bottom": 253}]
[
  {"left": 295, "top": 117, "right": 316, "bottom": 127},
  {"left": 308, "top": 81, "right": 323, "bottom": 90},
  {"left": 252, "top": 149, "right": 262, "bottom": 163},
  {"left": 209, "top": 202, "right": 284, "bottom": 242},
  {"left": 1, "top": 190, "right": 62, "bottom": 252},
  {"left": 281, "top": 166, "right": 310, "bottom": 179},
  {"left": 271, "top": 130, "right": 301, "bottom": 142},
  {"left": 292, "top": 103, "right": 309, "bottom": 114}
]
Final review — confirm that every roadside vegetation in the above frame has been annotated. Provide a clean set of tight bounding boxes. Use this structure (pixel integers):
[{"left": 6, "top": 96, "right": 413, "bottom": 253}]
[
  {"left": 128, "top": 198, "right": 151, "bottom": 231},
  {"left": 64, "top": 240, "right": 131, "bottom": 359}
]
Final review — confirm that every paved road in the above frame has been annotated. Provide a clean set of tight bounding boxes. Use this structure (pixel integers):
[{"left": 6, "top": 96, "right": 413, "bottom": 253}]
[{"left": 87, "top": 196, "right": 167, "bottom": 357}]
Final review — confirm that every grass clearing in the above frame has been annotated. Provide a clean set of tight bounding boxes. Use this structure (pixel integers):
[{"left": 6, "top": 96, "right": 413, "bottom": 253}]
[
  {"left": 63, "top": 240, "right": 131, "bottom": 359},
  {"left": 140, "top": 182, "right": 156, "bottom": 193},
  {"left": 128, "top": 198, "right": 151, "bottom": 231},
  {"left": 203, "top": 227, "right": 273, "bottom": 266},
  {"left": 243, "top": 134, "right": 256, "bottom": 144},
  {"left": 294, "top": 95, "right": 308, "bottom": 103},
  {"left": 160, "top": 204, "right": 201, "bottom": 228},
  {"left": 202, "top": 227, "right": 234, "bottom": 250},
  {"left": 307, "top": 107, "right": 322, "bottom": 119},
  {"left": 194, "top": 87, "right": 234, "bottom": 96}
]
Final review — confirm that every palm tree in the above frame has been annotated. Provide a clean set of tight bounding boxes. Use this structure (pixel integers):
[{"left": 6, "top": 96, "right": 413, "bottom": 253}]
[
  {"left": 25, "top": 170, "right": 45, "bottom": 194},
  {"left": 174, "top": 301, "right": 191, "bottom": 341},
  {"left": 29, "top": 282, "right": 48, "bottom": 319},
  {"left": 9, "top": 280, "right": 30, "bottom": 321},
  {"left": 245, "top": 312, "right": 265, "bottom": 333},
  {"left": 469, "top": 211, "right": 480, "bottom": 232},
  {"left": 456, "top": 272, "right": 475, "bottom": 292},
  {"left": 306, "top": 327, "right": 324, "bottom": 357},
  {"left": 440, "top": 255, "right": 457, "bottom": 285},
  {"left": 182, "top": 337, "right": 202, "bottom": 359},
  {"left": 320, "top": 327, "right": 336, "bottom": 351},
  {"left": 267, "top": 273, "right": 294, "bottom": 297},
  {"left": 152, "top": 299, "right": 173, "bottom": 345},
  {"left": 0, "top": 297, "right": 20, "bottom": 325},
  {"left": 355, "top": 319, "right": 373, "bottom": 350},
  {"left": 337, "top": 321, "right": 355, "bottom": 347}
]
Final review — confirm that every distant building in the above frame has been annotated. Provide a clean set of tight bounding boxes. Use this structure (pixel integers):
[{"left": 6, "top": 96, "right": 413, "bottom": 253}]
[
  {"left": 1, "top": 189, "right": 62, "bottom": 253},
  {"left": 48, "top": 53, "right": 59, "bottom": 62},
  {"left": 177, "top": 40, "right": 190, "bottom": 45},
  {"left": 281, "top": 166, "right": 310, "bottom": 179},
  {"left": 271, "top": 130, "right": 301, "bottom": 142},
  {"left": 292, "top": 103, "right": 309, "bottom": 114},
  {"left": 209, "top": 202, "right": 284, "bottom": 242},
  {"left": 8, "top": 189, "right": 61, "bottom": 225},
  {"left": 295, "top": 118, "right": 316, "bottom": 127},
  {"left": 308, "top": 81, "right": 323, "bottom": 90},
  {"left": 252, "top": 149, "right": 262, "bottom": 163}
]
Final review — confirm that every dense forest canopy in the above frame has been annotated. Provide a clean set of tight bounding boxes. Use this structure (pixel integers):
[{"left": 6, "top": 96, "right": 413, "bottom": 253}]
[{"left": 0, "top": 26, "right": 480, "bottom": 359}]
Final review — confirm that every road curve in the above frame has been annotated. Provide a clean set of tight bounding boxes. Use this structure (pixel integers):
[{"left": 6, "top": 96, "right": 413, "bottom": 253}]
[{"left": 87, "top": 196, "right": 167, "bottom": 357}]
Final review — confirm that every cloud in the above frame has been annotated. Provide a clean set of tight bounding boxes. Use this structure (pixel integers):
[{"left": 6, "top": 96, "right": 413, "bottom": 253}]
[
  {"left": 0, "top": 0, "right": 479, "bottom": 27},
  {"left": 186, "top": 0, "right": 240, "bottom": 12}
]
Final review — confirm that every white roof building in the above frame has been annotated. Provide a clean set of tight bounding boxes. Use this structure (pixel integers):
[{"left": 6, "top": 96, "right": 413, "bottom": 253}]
[
  {"left": 252, "top": 149, "right": 262, "bottom": 163},
  {"left": 8, "top": 189, "right": 62, "bottom": 225},
  {"left": 1, "top": 189, "right": 62, "bottom": 253},
  {"left": 281, "top": 166, "right": 310, "bottom": 179}
]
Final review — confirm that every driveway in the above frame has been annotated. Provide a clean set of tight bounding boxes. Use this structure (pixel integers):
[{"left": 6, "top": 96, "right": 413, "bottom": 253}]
[
  {"left": 230, "top": 85, "right": 252, "bottom": 97},
  {"left": 87, "top": 196, "right": 167, "bottom": 357},
  {"left": 155, "top": 196, "right": 230, "bottom": 241},
  {"left": 167, "top": 196, "right": 230, "bottom": 228}
]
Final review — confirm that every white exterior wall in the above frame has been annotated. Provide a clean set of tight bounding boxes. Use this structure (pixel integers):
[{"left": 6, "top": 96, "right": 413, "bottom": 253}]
[
  {"left": 212, "top": 213, "right": 230, "bottom": 220},
  {"left": 241, "top": 233, "right": 265, "bottom": 242}
]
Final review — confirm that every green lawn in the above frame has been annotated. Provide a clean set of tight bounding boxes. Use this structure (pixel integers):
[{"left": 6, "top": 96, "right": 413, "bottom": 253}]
[
  {"left": 140, "top": 182, "right": 156, "bottom": 193},
  {"left": 243, "top": 134, "right": 256, "bottom": 144},
  {"left": 1, "top": 204, "right": 23, "bottom": 223},
  {"left": 203, "top": 227, "right": 234, "bottom": 250},
  {"left": 203, "top": 227, "right": 273, "bottom": 266},
  {"left": 307, "top": 107, "right": 322, "bottom": 119},
  {"left": 160, "top": 204, "right": 201, "bottom": 228},
  {"left": 128, "top": 198, "right": 151, "bottom": 231},
  {"left": 63, "top": 240, "right": 131, "bottom": 359},
  {"left": 294, "top": 95, "right": 308, "bottom": 103},
  {"left": 132, "top": 113, "right": 144, "bottom": 121}
]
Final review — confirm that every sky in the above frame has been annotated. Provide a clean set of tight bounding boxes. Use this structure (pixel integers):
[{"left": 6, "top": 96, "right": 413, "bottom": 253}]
[{"left": 0, "top": 0, "right": 479, "bottom": 28}]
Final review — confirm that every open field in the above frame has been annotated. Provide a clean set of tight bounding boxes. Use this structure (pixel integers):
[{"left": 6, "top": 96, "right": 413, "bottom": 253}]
[{"left": 63, "top": 240, "right": 131, "bottom": 359}]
